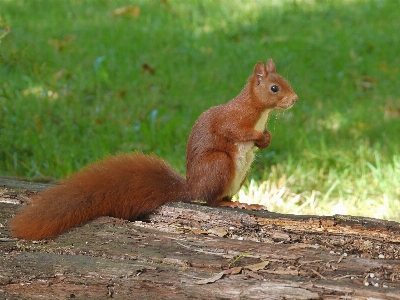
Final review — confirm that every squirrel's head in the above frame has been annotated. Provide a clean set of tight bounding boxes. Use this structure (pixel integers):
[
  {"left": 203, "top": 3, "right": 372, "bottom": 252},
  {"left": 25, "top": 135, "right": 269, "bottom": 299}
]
[{"left": 251, "top": 59, "right": 298, "bottom": 110}]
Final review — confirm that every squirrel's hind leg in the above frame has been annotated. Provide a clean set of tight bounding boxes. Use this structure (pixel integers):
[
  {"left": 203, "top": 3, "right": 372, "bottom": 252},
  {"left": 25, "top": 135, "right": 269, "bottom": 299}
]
[{"left": 187, "top": 152, "right": 235, "bottom": 207}]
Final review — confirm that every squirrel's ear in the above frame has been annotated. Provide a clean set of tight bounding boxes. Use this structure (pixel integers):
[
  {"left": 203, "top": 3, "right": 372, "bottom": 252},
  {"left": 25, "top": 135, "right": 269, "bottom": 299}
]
[
  {"left": 253, "top": 61, "right": 266, "bottom": 85},
  {"left": 266, "top": 59, "right": 276, "bottom": 73}
]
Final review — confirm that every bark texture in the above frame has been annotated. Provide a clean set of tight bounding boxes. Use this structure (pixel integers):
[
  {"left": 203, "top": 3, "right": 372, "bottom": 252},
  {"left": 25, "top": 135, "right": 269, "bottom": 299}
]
[{"left": 1, "top": 178, "right": 400, "bottom": 299}]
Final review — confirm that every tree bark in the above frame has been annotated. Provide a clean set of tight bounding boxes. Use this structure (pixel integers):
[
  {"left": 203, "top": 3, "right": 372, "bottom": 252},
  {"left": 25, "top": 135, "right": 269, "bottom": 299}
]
[{"left": 1, "top": 178, "right": 400, "bottom": 299}]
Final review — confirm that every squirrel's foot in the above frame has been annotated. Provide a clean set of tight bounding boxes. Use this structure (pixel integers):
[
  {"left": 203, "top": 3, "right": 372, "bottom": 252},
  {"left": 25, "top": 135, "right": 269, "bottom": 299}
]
[{"left": 218, "top": 201, "right": 268, "bottom": 211}]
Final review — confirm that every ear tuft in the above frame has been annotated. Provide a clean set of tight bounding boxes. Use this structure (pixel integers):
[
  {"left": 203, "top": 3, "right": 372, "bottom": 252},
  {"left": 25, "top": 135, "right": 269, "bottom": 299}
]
[
  {"left": 266, "top": 59, "right": 276, "bottom": 73},
  {"left": 254, "top": 61, "right": 266, "bottom": 76},
  {"left": 253, "top": 62, "right": 266, "bottom": 85}
]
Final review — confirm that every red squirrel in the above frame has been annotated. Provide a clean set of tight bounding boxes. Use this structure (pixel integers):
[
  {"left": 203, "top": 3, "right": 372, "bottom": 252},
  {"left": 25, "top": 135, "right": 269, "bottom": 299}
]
[{"left": 10, "top": 59, "right": 298, "bottom": 240}]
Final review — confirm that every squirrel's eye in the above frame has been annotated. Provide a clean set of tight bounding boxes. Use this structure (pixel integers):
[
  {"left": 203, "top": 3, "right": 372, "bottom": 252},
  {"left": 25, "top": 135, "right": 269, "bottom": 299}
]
[{"left": 270, "top": 85, "right": 279, "bottom": 93}]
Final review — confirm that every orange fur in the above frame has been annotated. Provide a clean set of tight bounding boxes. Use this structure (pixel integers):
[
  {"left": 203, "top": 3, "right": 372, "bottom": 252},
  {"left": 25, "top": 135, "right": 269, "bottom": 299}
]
[
  {"left": 10, "top": 59, "right": 298, "bottom": 240},
  {"left": 10, "top": 153, "right": 188, "bottom": 240},
  {"left": 186, "top": 59, "right": 298, "bottom": 205}
]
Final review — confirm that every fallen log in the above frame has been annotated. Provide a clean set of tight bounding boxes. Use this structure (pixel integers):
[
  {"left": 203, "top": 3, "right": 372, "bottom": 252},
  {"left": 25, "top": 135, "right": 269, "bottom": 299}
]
[{"left": 1, "top": 178, "right": 399, "bottom": 299}]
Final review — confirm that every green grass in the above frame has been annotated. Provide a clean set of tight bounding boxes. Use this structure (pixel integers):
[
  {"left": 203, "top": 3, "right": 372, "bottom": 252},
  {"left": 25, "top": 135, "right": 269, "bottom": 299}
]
[{"left": 1, "top": 0, "right": 399, "bottom": 220}]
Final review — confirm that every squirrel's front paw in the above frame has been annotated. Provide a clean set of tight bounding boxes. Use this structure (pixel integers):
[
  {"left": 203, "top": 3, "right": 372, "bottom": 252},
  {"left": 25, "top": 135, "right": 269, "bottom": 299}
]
[{"left": 255, "top": 130, "right": 271, "bottom": 150}]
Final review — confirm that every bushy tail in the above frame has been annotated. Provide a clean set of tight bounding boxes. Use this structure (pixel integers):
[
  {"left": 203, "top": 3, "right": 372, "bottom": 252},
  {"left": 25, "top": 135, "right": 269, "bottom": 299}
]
[{"left": 10, "top": 153, "right": 189, "bottom": 240}]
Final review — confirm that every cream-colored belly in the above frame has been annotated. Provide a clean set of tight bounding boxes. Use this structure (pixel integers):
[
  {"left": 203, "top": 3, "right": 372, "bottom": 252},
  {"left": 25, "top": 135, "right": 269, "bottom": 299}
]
[{"left": 225, "top": 110, "right": 271, "bottom": 197}]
